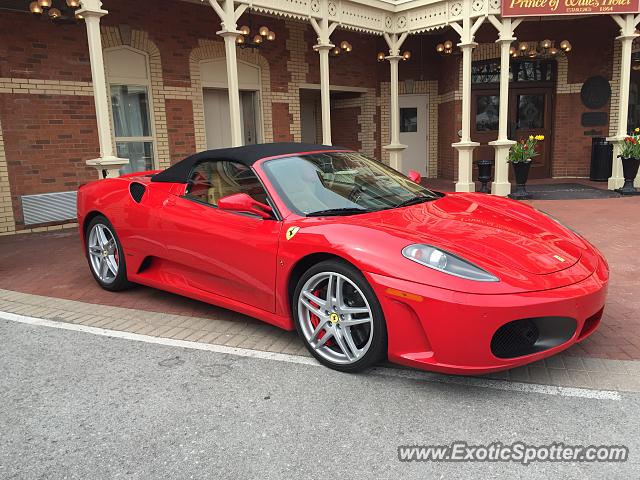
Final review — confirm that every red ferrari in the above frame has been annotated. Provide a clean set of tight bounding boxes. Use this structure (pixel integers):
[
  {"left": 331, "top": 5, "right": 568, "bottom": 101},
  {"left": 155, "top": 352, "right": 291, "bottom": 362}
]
[{"left": 77, "top": 143, "right": 608, "bottom": 374}]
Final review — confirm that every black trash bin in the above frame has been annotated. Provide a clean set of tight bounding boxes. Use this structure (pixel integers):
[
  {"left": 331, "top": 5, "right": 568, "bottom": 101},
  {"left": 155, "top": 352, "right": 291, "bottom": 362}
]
[{"left": 590, "top": 137, "right": 613, "bottom": 182}]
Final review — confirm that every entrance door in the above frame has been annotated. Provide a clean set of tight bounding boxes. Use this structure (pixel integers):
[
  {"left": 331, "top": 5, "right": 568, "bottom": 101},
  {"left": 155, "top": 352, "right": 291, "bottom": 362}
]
[
  {"left": 399, "top": 94, "right": 428, "bottom": 175},
  {"left": 203, "top": 89, "right": 259, "bottom": 149},
  {"left": 511, "top": 88, "right": 553, "bottom": 179},
  {"left": 472, "top": 87, "right": 553, "bottom": 179}
]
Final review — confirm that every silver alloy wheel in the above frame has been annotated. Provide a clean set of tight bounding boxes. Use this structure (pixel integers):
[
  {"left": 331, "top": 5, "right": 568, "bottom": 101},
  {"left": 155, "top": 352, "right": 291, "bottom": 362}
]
[
  {"left": 87, "top": 223, "right": 119, "bottom": 284},
  {"left": 298, "top": 271, "right": 374, "bottom": 365}
]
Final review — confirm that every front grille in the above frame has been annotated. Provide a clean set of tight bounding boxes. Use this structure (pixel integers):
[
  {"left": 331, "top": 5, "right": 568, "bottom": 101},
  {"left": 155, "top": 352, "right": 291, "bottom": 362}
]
[
  {"left": 491, "top": 319, "right": 540, "bottom": 358},
  {"left": 491, "top": 316, "right": 577, "bottom": 359}
]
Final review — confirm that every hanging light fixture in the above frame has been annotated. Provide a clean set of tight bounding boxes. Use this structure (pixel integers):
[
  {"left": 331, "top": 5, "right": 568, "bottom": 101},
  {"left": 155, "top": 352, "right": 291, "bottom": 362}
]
[
  {"left": 375, "top": 50, "right": 410, "bottom": 61},
  {"left": 29, "top": 0, "right": 82, "bottom": 23},
  {"left": 511, "top": 39, "right": 571, "bottom": 59},
  {"left": 329, "top": 40, "right": 353, "bottom": 57},
  {"left": 435, "top": 40, "right": 455, "bottom": 55},
  {"left": 235, "top": 18, "right": 275, "bottom": 49}
]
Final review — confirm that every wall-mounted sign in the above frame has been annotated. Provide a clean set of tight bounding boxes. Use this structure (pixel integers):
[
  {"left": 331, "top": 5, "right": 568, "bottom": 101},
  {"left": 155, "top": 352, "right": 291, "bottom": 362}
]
[
  {"left": 502, "top": 0, "right": 640, "bottom": 17},
  {"left": 581, "top": 112, "right": 608, "bottom": 127},
  {"left": 581, "top": 76, "right": 612, "bottom": 109}
]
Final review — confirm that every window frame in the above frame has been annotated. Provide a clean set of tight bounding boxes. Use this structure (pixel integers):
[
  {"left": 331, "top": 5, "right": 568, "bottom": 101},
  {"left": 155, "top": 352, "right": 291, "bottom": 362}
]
[
  {"left": 182, "top": 159, "right": 281, "bottom": 220},
  {"left": 105, "top": 46, "right": 158, "bottom": 172}
]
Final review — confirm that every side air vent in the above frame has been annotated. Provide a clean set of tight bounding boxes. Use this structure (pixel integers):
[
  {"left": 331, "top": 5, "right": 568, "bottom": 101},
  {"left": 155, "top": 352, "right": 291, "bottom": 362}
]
[{"left": 129, "top": 182, "right": 146, "bottom": 203}]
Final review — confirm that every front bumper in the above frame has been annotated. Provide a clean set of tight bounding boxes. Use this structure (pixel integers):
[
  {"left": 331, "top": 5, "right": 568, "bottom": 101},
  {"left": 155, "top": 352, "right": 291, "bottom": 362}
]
[{"left": 365, "top": 257, "right": 608, "bottom": 375}]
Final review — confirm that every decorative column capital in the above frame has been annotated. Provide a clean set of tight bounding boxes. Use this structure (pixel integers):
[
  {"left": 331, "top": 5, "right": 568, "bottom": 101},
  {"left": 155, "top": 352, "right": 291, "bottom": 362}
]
[
  {"left": 457, "top": 41, "right": 478, "bottom": 50},
  {"left": 313, "top": 43, "right": 335, "bottom": 51},
  {"left": 616, "top": 33, "right": 640, "bottom": 42},
  {"left": 385, "top": 55, "right": 402, "bottom": 62},
  {"left": 495, "top": 37, "right": 516, "bottom": 45},
  {"left": 77, "top": 0, "right": 107, "bottom": 18},
  {"left": 217, "top": 29, "right": 242, "bottom": 37}
]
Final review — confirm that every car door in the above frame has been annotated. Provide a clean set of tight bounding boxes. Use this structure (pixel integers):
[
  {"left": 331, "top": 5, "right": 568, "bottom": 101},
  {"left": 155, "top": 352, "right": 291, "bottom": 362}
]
[{"left": 160, "top": 159, "right": 282, "bottom": 313}]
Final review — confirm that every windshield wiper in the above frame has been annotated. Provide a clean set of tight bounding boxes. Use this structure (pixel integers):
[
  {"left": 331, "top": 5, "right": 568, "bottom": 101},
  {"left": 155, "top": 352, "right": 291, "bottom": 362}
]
[
  {"left": 306, "top": 207, "right": 371, "bottom": 217},
  {"left": 394, "top": 196, "right": 436, "bottom": 209}
]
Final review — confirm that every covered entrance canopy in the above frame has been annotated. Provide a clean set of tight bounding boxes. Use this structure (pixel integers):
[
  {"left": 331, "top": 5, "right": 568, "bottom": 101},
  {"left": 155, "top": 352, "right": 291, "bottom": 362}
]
[{"left": 76, "top": 0, "right": 640, "bottom": 194}]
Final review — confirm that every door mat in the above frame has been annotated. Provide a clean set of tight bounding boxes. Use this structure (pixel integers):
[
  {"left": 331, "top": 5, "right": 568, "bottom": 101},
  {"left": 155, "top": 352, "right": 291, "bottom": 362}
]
[{"left": 524, "top": 183, "right": 622, "bottom": 200}]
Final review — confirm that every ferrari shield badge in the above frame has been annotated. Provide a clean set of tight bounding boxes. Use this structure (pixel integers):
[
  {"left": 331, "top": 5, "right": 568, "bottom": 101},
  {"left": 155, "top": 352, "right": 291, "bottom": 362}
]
[{"left": 286, "top": 226, "right": 300, "bottom": 241}]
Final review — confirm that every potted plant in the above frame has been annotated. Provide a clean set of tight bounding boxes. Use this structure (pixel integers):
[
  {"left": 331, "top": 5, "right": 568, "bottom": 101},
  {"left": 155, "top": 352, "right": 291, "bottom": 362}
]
[
  {"left": 508, "top": 134, "right": 544, "bottom": 200},
  {"left": 617, "top": 128, "right": 640, "bottom": 195}
]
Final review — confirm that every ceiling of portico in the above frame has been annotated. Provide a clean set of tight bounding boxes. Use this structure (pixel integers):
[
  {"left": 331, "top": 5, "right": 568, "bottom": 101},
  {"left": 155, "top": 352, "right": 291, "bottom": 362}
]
[{"left": 183, "top": 0, "right": 501, "bottom": 35}]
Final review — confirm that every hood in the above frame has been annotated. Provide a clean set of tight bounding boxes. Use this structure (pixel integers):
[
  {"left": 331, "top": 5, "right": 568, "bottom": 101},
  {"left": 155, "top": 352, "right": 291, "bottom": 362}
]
[{"left": 350, "top": 193, "right": 583, "bottom": 276}]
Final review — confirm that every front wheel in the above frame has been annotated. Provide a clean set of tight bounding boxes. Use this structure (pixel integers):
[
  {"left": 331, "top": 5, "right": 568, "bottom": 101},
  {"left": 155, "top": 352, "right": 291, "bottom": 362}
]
[
  {"left": 85, "top": 215, "right": 130, "bottom": 291},
  {"left": 293, "top": 260, "right": 387, "bottom": 372}
]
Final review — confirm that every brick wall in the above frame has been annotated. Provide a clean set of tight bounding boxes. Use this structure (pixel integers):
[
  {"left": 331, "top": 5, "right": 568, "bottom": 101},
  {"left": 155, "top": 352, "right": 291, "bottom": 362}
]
[
  {"left": 437, "top": 100, "right": 461, "bottom": 180},
  {"left": 166, "top": 99, "right": 196, "bottom": 166},
  {"left": 331, "top": 106, "right": 361, "bottom": 151},
  {"left": 0, "top": 94, "right": 99, "bottom": 228},
  {"left": 272, "top": 103, "right": 294, "bottom": 142}
]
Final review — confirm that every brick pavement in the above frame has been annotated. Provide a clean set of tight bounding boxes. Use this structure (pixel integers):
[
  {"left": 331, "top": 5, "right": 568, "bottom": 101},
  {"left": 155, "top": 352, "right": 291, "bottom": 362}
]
[{"left": 0, "top": 195, "right": 639, "bottom": 361}]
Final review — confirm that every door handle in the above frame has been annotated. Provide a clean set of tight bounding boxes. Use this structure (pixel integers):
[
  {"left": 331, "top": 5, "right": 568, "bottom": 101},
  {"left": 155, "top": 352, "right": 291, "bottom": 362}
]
[{"left": 163, "top": 196, "right": 177, "bottom": 207}]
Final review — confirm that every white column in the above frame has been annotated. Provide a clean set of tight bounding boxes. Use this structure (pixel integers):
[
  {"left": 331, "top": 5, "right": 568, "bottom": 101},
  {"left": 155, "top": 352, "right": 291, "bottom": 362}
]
[
  {"left": 316, "top": 44, "right": 333, "bottom": 145},
  {"left": 382, "top": 33, "right": 408, "bottom": 171},
  {"left": 220, "top": 31, "right": 243, "bottom": 146},
  {"left": 453, "top": 42, "right": 479, "bottom": 192},
  {"left": 310, "top": 12, "right": 337, "bottom": 146},
  {"left": 451, "top": 9, "right": 483, "bottom": 192},
  {"left": 488, "top": 16, "right": 520, "bottom": 196},
  {"left": 608, "top": 14, "right": 640, "bottom": 189},
  {"left": 78, "top": 0, "right": 128, "bottom": 178},
  {"left": 208, "top": 0, "right": 246, "bottom": 147}
]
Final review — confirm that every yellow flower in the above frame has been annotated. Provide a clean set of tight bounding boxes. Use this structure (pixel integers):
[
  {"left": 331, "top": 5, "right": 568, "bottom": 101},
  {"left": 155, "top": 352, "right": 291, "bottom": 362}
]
[
  {"left": 635, "top": 127, "right": 639, "bottom": 133},
  {"left": 535, "top": 135, "right": 544, "bottom": 141},
  {"left": 529, "top": 135, "right": 534, "bottom": 140}
]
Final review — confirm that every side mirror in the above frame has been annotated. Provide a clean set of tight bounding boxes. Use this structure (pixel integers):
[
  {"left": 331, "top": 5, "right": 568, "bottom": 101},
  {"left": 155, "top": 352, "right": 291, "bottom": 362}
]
[
  {"left": 218, "top": 193, "right": 273, "bottom": 219},
  {"left": 408, "top": 170, "right": 422, "bottom": 184}
]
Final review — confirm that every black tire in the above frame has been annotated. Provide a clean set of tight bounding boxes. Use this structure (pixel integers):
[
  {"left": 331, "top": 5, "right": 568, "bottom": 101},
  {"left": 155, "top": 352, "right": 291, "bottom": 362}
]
[
  {"left": 292, "top": 259, "right": 387, "bottom": 373},
  {"left": 85, "top": 215, "right": 130, "bottom": 292}
]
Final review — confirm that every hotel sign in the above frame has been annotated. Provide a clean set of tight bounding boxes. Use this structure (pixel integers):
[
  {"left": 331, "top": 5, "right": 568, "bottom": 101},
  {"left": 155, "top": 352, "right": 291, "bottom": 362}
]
[{"left": 502, "top": 0, "right": 640, "bottom": 16}]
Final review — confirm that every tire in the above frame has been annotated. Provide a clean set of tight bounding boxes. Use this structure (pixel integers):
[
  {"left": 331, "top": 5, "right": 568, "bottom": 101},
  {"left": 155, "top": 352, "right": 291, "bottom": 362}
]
[
  {"left": 85, "top": 215, "right": 130, "bottom": 292},
  {"left": 293, "top": 259, "right": 387, "bottom": 373}
]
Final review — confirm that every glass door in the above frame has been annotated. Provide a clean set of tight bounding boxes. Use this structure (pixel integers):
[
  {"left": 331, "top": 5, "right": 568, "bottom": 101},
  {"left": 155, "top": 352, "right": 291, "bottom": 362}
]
[{"left": 510, "top": 88, "right": 553, "bottom": 179}]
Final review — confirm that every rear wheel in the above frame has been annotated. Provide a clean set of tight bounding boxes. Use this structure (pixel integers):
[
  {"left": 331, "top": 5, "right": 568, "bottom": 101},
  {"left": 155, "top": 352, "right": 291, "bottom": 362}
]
[
  {"left": 293, "top": 260, "right": 387, "bottom": 372},
  {"left": 85, "top": 215, "right": 129, "bottom": 291}
]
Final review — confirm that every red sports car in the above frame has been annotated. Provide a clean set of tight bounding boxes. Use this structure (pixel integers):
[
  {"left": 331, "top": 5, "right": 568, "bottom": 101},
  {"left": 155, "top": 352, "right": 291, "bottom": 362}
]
[{"left": 77, "top": 143, "right": 608, "bottom": 374}]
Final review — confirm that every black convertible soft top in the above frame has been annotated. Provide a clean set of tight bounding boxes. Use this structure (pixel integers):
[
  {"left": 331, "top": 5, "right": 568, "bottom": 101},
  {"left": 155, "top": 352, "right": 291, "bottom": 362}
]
[{"left": 151, "top": 142, "right": 348, "bottom": 183}]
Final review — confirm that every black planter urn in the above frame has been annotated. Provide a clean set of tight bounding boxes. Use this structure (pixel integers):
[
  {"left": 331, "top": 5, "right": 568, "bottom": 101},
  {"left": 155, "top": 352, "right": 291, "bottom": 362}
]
[
  {"left": 508, "top": 161, "right": 532, "bottom": 200},
  {"left": 475, "top": 159, "right": 494, "bottom": 193},
  {"left": 616, "top": 157, "right": 640, "bottom": 195}
]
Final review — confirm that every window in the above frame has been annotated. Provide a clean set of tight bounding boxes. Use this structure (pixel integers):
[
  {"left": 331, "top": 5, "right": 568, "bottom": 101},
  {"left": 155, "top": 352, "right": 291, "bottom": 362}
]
[
  {"left": 111, "top": 85, "right": 154, "bottom": 174},
  {"left": 476, "top": 95, "right": 499, "bottom": 132},
  {"left": 185, "top": 161, "right": 269, "bottom": 207},
  {"left": 105, "top": 47, "right": 156, "bottom": 175},
  {"left": 472, "top": 59, "right": 555, "bottom": 85},
  {"left": 516, "top": 94, "right": 545, "bottom": 129},
  {"left": 400, "top": 108, "right": 418, "bottom": 132}
]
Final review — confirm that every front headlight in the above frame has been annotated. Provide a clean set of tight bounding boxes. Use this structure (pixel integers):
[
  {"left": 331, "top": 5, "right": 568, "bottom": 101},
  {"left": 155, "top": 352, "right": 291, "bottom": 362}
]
[{"left": 402, "top": 244, "right": 499, "bottom": 282}]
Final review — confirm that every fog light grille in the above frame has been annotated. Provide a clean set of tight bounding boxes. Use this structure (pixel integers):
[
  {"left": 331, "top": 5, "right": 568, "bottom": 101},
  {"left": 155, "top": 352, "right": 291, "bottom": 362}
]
[{"left": 491, "top": 316, "right": 577, "bottom": 359}]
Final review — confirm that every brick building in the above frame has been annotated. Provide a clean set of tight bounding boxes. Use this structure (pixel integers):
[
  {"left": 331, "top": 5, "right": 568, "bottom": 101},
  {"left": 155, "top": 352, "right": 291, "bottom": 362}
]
[{"left": 0, "top": 0, "right": 639, "bottom": 234}]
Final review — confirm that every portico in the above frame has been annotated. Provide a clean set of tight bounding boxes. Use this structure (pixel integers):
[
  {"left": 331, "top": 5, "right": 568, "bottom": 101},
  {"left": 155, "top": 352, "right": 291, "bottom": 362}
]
[{"left": 0, "top": 0, "right": 639, "bottom": 234}]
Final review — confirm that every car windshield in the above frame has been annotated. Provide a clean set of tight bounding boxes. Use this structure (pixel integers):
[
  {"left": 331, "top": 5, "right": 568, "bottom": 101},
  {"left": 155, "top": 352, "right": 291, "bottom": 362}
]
[{"left": 261, "top": 152, "right": 441, "bottom": 216}]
